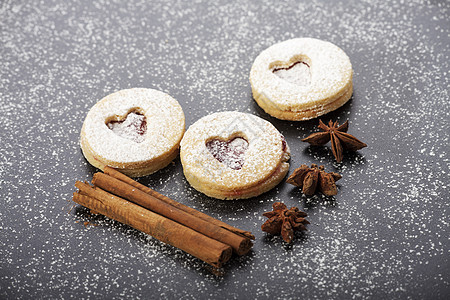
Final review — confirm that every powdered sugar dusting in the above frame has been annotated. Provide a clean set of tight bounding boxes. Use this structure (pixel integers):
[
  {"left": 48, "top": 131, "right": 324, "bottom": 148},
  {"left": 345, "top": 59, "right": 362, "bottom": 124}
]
[
  {"left": 180, "top": 111, "right": 289, "bottom": 190},
  {"left": 206, "top": 137, "right": 249, "bottom": 170},
  {"left": 0, "top": 0, "right": 448, "bottom": 299},
  {"left": 250, "top": 38, "right": 353, "bottom": 109},
  {"left": 273, "top": 61, "right": 311, "bottom": 86},
  {"left": 107, "top": 111, "right": 147, "bottom": 143},
  {"left": 81, "top": 88, "right": 185, "bottom": 164}
]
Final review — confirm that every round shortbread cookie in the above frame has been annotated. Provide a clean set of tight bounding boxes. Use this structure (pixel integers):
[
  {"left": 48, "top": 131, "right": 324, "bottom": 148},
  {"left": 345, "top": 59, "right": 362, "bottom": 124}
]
[
  {"left": 80, "top": 88, "right": 185, "bottom": 177},
  {"left": 250, "top": 38, "right": 353, "bottom": 121},
  {"left": 180, "top": 111, "right": 290, "bottom": 200}
]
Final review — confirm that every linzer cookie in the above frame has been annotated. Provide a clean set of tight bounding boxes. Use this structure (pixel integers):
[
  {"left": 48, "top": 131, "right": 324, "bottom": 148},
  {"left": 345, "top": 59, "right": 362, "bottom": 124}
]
[
  {"left": 80, "top": 88, "right": 185, "bottom": 177},
  {"left": 180, "top": 112, "right": 290, "bottom": 200},
  {"left": 250, "top": 38, "right": 353, "bottom": 121}
]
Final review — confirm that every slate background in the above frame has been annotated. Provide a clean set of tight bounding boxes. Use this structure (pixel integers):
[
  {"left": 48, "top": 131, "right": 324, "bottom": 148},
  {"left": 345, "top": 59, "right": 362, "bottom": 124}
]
[{"left": 0, "top": 0, "right": 449, "bottom": 299}]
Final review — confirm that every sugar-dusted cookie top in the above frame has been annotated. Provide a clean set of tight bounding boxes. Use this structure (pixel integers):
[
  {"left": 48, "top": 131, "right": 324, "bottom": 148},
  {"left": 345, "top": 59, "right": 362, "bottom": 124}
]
[
  {"left": 180, "top": 111, "right": 289, "bottom": 191},
  {"left": 250, "top": 38, "right": 353, "bottom": 120},
  {"left": 81, "top": 88, "right": 185, "bottom": 166}
]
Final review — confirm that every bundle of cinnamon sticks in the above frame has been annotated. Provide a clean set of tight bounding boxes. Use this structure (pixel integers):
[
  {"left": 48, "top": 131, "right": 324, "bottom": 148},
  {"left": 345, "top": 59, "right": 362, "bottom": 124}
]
[{"left": 72, "top": 167, "right": 254, "bottom": 268}]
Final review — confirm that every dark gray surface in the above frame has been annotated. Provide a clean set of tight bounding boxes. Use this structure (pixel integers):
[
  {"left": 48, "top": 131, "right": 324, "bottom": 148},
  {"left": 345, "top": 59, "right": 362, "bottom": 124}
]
[{"left": 1, "top": 0, "right": 449, "bottom": 299}]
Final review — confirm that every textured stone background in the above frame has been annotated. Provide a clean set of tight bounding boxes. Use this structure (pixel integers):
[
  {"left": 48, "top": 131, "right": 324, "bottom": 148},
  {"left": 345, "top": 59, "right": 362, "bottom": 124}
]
[{"left": 0, "top": 0, "right": 448, "bottom": 299}]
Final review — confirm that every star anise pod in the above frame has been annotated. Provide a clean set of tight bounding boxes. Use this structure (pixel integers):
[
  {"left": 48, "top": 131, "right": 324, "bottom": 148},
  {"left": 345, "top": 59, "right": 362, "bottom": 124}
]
[
  {"left": 261, "top": 202, "right": 309, "bottom": 243},
  {"left": 286, "top": 164, "right": 342, "bottom": 196},
  {"left": 302, "top": 120, "right": 367, "bottom": 162}
]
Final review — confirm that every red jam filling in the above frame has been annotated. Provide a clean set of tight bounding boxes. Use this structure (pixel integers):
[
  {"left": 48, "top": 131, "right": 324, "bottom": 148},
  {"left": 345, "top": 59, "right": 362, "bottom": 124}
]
[
  {"left": 280, "top": 134, "right": 287, "bottom": 151},
  {"left": 206, "top": 137, "right": 249, "bottom": 170},
  {"left": 107, "top": 111, "right": 147, "bottom": 143}
]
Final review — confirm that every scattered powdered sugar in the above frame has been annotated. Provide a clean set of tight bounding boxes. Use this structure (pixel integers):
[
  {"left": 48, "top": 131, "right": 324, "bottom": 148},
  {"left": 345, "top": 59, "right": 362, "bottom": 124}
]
[{"left": 0, "top": 0, "right": 448, "bottom": 299}]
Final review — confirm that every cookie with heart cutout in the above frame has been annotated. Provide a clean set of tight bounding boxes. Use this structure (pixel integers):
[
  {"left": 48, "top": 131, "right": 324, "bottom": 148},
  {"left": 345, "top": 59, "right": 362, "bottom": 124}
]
[
  {"left": 180, "top": 111, "right": 290, "bottom": 200},
  {"left": 80, "top": 88, "right": 185, "bottom": 177},
  {"left": 250, "top": 38, "right": 353, "bottom": 121}
]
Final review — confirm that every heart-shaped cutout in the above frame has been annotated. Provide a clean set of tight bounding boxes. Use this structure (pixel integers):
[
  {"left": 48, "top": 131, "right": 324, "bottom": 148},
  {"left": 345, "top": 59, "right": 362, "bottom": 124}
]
[
  {"left": 106, "top": 110, "right": 147, "bottom": 143},
  {"left": 273, "top": 61, "right": 311, "bottom": 86},
  {"left": 206, "top": 137, "right": 249, "bottom": 170}
]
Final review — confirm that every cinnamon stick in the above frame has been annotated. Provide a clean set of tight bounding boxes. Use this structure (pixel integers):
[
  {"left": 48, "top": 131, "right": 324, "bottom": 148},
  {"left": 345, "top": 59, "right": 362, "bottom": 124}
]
[
  {"left": 92, "top": 172, "right": 253, "bottom": 255},
  {"left": 73, "top": 181, "right": 232, "bottom": 268},
  {"left": 103, "top": 166, "right": 255, "bottom": 240}
]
